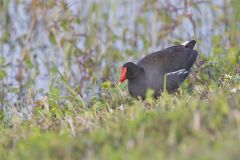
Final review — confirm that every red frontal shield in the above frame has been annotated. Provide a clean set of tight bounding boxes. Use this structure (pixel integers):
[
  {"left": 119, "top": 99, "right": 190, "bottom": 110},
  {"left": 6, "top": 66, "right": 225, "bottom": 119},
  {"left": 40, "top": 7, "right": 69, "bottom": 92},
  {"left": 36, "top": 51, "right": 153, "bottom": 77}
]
[{"left": 120, "top": 67, "right": 127, "bottom": 83}]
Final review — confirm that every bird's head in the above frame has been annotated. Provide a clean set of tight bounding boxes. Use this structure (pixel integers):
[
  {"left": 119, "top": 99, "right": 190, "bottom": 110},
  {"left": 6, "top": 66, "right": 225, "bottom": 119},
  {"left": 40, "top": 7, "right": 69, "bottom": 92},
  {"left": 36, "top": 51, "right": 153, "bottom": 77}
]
[{"left": 119, "top": 62, "right": 144, "bottom": 83}]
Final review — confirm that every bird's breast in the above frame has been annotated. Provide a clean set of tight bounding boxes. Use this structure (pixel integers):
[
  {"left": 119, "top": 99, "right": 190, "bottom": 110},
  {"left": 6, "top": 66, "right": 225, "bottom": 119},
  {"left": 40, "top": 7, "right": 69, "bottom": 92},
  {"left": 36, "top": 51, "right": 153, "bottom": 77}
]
[{"left": 128, "top": 76, "right": 147, "bottom": 98}]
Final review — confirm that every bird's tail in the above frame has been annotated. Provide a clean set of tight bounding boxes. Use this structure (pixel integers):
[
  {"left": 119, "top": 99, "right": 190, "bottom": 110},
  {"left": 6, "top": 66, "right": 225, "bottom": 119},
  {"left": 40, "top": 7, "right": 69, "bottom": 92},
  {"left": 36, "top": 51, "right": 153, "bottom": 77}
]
[{"left": 182, "top": 40, "right": 196, "bottom": 49}]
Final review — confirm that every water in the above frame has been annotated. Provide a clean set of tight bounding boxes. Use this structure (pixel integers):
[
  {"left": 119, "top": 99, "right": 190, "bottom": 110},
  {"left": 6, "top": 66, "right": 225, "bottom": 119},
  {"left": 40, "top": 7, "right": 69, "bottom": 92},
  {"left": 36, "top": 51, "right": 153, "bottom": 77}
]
[{"left": 0, "top": 0, "right": 226, "bottom": 104}]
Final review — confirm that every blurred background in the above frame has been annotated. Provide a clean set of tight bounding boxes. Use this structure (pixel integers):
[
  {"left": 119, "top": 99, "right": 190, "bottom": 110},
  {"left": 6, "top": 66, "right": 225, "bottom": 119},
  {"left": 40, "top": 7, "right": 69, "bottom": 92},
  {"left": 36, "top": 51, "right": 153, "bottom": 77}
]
[
  {"left": 0, "top": 1, "right": 240, "bottom": 159},
  {"left": 0, "top": 0, "right": 239, "bottom": 106}
]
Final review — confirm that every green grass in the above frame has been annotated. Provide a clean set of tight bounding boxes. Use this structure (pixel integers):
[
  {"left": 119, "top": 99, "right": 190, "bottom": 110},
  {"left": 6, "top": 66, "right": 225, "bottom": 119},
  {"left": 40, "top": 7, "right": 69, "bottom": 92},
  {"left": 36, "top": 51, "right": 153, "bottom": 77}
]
[
  {"left": 0, "top": 0, "right": 240, "bottom": 159},
  {"left": 0, "top": 62, "right": 239, "bottom": 159}
]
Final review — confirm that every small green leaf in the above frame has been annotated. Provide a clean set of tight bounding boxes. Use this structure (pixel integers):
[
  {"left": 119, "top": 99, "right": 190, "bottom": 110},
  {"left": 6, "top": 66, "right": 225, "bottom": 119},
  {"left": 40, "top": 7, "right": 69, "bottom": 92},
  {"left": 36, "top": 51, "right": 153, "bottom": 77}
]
[
  {"left": 50, "top": 87, "right": 60, "bottom": 99},
  {"left": 101, "top": 81, "right": 111, "bottom": 89},
  {"left": 61, "top": 19, "right": 70, "bottom": 31},
  {"left": 227, "top": 47, "right": 239, "bottom": 65},
  {"left": 49, "top": 31, "right": 56, "bottom": 44},
  {"left": 9, "top": 87, "right": 20, "bottom": 93},
  {"left": 0, "top": 70, "right": 6, "bottom": 79},
  {"left": 119, "top": 83, "right": 127, "bottom": 90},
  {"left": 24, "top": 53, "right": 33, "bottom": 69},
  {"left": 0, "top": 57, "right": 5, "bottom": 64}
]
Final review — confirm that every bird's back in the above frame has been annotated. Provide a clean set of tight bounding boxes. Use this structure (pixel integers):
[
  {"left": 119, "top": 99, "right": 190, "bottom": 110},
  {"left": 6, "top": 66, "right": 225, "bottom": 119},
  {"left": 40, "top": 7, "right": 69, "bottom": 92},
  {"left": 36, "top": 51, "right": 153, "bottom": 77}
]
[{"left": 137, "top": 43, "right": 198, "bottom": 94}]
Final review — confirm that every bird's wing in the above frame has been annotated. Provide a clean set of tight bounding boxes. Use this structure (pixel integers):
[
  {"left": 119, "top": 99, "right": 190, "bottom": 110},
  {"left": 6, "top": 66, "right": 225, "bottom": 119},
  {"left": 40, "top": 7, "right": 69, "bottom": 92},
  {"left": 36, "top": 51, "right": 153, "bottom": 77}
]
[
  {"left": 137, "top": 45, "right": 198, "bottom": 73},
  {"left": 137, "top": 45, "right": 198, "bottom": 92}
]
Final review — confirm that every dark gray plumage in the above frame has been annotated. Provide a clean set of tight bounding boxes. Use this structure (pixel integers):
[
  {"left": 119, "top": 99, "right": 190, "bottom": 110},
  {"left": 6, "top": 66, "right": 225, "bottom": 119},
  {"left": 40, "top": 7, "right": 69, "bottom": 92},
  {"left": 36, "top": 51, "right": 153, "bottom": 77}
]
[{"left": 120, "top": 40, "right": 198, "bottom": 99}]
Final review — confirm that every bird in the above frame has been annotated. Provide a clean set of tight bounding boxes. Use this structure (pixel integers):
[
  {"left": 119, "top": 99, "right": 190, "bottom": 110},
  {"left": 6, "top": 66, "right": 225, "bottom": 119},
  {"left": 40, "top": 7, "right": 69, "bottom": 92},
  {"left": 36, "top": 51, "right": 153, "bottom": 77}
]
[{"left": 119, "top": 40, "right": 198, "bottom": 99}]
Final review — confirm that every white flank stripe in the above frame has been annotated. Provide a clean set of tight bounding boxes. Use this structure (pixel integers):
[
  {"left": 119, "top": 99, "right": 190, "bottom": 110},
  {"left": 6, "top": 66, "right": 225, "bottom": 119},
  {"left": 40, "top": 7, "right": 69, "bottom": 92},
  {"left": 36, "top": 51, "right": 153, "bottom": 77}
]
[
  {"left": 166, "top": 69, "right": 188, "bottom": 76},
  {"left": 182, "top": 41, "right": 190, "bottom": 46}
]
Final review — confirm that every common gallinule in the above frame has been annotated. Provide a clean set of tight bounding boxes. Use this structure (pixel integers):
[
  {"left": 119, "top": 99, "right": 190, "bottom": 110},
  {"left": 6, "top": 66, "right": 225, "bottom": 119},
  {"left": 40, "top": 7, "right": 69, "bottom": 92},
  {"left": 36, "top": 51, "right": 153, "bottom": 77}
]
[{"left": 120, "top": 40, "right": 198, "bottom": 99}]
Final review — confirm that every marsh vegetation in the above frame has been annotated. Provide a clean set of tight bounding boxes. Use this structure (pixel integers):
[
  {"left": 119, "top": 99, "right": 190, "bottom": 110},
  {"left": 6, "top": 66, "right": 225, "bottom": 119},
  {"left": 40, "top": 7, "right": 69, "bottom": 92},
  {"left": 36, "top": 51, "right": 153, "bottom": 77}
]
[{"left": 0, "top": 0, "right": 239, "bottom": 159}]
